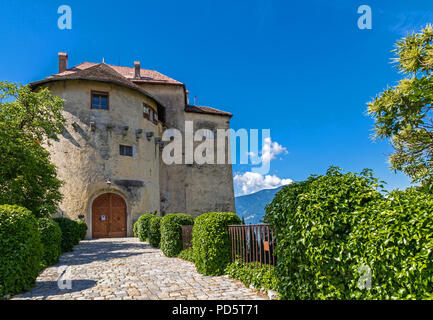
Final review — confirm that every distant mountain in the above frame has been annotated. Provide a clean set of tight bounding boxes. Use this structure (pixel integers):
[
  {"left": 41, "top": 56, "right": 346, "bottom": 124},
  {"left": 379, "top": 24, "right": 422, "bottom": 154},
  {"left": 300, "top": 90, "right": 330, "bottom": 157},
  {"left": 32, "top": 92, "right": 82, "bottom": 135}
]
[{"left": 235, "top": 186, "right": 283, "bottom": 224}]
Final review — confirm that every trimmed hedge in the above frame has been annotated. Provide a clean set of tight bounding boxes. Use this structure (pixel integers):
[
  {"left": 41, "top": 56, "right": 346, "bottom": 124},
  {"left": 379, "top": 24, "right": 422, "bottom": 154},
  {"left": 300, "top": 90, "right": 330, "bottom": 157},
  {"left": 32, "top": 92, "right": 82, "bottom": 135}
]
[
  {"left": 37, "top": 218, "right": 62, "bottom": 267},
  {"left": 148, "top": 216, "right": 161, "bottom": 248},
  {"left": 133, "top": 220, "right": 139, "bottom": 237},
  {"left": 178, "top": 248, "right": 195, "bottom": 263},
  {"left": 192, "top": 212, "right": 241, "bottom": 276},
  {"left": 0, "top": 205, "right": 42, "bottom": 297},
  {"left": 265, "top": 167, "right": 384, "bottom": 299},
  {"left": 225, "top": 260, "right": 279, "bottom": 294},
  {"left": 137, "top": 214, "right": 155, "bottom": 242},
  {"left": 53, "top": 217, "right": 80, "bottom": 252},
  {"left": 348, "top": 188, "right": 433, "bottom": 299},
  {"left": 160, "top": 213, "right": 194, "bottom": 257},
  {"left": 77, "top": 220, "right": 87, "bottom": 240}
]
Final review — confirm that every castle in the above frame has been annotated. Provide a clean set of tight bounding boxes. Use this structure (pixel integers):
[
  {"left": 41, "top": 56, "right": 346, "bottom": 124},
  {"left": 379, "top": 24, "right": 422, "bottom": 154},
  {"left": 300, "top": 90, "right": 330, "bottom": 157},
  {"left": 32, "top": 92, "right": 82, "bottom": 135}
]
[{"left": 29, "top": 52, "right": 235, "bottom": 239}]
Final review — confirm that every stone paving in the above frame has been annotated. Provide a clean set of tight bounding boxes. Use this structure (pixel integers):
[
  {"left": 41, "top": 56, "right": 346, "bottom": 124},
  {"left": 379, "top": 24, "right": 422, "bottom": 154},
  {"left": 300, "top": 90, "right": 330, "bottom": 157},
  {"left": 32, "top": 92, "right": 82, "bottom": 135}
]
[{"left": 11, "top": 238, "right": 268, "bottom": 300}]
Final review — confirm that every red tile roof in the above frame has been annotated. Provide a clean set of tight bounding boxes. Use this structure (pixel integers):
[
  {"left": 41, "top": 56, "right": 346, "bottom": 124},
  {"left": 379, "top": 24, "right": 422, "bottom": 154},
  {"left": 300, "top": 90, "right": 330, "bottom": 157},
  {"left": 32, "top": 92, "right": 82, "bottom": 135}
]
[
  {"left": 29, "top": 63, "right": 164, "bottom": 107},
  {"left": 57, "top": 62, "right": 183, "bottom": 85},
  {"left": 30, "top": 59, "right": 233, "bottom": 117},
  {"left": 185, "top": 105, "right": 232, "bottom": 117}
]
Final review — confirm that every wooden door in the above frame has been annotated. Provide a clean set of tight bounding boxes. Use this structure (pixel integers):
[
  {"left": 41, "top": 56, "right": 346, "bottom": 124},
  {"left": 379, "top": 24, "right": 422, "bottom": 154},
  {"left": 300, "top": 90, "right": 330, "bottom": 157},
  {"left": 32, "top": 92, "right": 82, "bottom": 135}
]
[{"left": 92, "top": 193, "right": 127, "bottom": 238}]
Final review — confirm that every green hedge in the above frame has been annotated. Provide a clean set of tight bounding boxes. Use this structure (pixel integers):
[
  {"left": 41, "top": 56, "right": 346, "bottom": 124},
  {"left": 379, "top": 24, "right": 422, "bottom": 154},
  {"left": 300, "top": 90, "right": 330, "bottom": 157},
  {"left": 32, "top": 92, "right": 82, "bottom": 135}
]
[
  {"left": 265, "top": 167, "right": 385, "bottom": 299},
  {"left": 77, "top": 220, "right": 87, "bottom": 240},
  {"left": 192, "top": 212, "right": 241, "bottom": 276},
  {"left": 37, "top": 218, "right": 62, "bottom": 267},
  {"left": 160, "top": 213, "right": 194, "bottom": 257},
  {"left": 137, "top": 214, "right": 155, "bottom": 242},
  {"left": 348, "top": 188, "right": 433, "bottom": 299},
  {"left": 133, "top": 220, "right": 139, "bottom": 237},
  {"left": 53, "top": 217, "right": 80, "bottom": 252},
  {"left": 178, "top": 248, "right": 195, "bottom": 263},
  {"left": 225, "top": 260, "right": 279, "bottom": 294},
  {"left": 148, "top": 216, "right": 161, "bottom": 248},
  {"left": 0, "top": 205, "right": 42, "bottom": 297}
]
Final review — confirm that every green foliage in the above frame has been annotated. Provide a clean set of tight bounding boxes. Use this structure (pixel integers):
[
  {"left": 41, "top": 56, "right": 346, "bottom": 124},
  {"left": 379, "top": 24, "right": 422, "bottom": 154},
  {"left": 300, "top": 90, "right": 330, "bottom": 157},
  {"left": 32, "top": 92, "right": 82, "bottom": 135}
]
[
  {"left": 178, "top": 248, "right": 195, "bottom": 263},
  {"left": 53, "top": 217, "right": 80, "bottom": 252},
  {"left": 0, "top": 81, "right": 65, "bottom": 217},
  {"left": 367, "top": 25, "right": 433, "bottom": 187},
  {"left": 0, "top": 205, "right": 42, "bottom": 297},
  {"left": 77, "top": 220, "right": 87, "bottom": 240},
  {"left": 160, "top": 213, "right": 194, "bottom": 257},
  {"left": 137, "top": 214, "right": 155, "bottom": 242},
  {"left": 265, "top": 167, "right": 383, "bottom": 299},
  {"left": 37, "top": 218, "right": 62, "bottom": 267},
  {"left": 348, "top": 188, "right": 433, "bottom": 299},
  {"left": 148, "top": 216, "right": 161, "bottom": 248},
  {"left": 133, "top": 220, "right": 139, "bottom": 237},
  {"left": 192, "top": 212, "right": 241, "bottom": 276},
  {"left": 225, "top": 260, "right": 279, "bottom": 294}
]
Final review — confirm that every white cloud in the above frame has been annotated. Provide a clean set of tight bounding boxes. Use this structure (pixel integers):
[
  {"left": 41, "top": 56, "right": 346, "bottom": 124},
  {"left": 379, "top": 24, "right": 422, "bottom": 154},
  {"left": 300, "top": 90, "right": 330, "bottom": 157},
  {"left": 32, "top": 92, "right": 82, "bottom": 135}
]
[
  {"left": 258, "top": 137, "right": 288, "bottom": 164},
  {"left": 234, "top": 171, "right": 292, "bottom": 196}
]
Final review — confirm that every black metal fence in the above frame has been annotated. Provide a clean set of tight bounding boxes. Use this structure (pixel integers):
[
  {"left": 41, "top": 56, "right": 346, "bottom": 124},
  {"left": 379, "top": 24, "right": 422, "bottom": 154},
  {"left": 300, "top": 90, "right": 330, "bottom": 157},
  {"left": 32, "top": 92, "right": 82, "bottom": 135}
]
[{"left": 228, "top": 224, "right": 276, "bottom": 268}]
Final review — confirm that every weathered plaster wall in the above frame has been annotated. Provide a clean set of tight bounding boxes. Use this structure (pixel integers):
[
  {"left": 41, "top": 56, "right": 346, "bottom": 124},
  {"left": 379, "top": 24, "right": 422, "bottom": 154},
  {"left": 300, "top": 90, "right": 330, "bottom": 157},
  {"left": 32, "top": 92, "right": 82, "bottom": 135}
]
[
  {"left": 44, "top": 80, "right": 162, "bottom": 238},
  {"left": 136, "top": 83, "right": 188, "bottom": 215},
  {"left": 184, "top": 112, "right": 236, "bottom": 217}
]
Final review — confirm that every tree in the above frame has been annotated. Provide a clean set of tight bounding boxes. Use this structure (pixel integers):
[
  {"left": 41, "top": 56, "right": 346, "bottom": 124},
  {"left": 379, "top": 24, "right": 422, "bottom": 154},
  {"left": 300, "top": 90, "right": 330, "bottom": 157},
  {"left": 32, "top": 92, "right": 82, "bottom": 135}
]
[
  {"left": 0, "top": 81, "right": 65, "bottom": 217},
  {"left": 367, "top": 24, "right": 433, "bottom": 191}
]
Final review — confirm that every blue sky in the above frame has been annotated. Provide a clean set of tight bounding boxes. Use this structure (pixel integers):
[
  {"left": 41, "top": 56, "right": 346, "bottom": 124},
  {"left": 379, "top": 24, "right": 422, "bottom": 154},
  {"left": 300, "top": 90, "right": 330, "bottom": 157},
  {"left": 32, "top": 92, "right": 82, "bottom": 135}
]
[{"left": 1, "top": 0, "right": 432, "bottom": 195}]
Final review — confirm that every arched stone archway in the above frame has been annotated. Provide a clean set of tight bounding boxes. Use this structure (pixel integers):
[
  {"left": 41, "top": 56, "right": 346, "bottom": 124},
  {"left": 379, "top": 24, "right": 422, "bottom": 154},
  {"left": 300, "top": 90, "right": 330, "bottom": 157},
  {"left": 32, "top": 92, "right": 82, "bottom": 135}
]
[{"left": 92, "top": 193, "right": 127, "bottom": 238}]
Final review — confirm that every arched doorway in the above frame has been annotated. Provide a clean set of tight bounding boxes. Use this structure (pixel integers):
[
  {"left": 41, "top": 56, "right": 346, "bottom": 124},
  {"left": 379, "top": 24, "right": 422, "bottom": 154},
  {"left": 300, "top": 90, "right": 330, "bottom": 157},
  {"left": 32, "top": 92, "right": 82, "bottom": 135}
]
[{"left": 92, "top": 193, "right": 127, "bottom": 238}]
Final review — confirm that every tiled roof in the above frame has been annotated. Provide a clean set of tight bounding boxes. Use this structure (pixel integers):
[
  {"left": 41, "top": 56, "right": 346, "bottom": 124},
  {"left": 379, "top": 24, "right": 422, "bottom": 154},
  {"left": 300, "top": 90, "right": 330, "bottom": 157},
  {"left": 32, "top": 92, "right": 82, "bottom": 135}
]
[
  {"left": 185, "top": 105, "right": 232, "bottom": 117},
  {"left": 57, "top": 62, "right": 183, "bottom": 85},
  {"left": 29, "top": 63, "right": 164, "bottom": 107}
]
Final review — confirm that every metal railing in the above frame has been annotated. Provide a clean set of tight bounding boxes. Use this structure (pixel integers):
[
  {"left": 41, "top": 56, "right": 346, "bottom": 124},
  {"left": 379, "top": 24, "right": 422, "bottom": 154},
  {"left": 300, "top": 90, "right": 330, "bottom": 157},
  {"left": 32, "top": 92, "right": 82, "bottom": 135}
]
[
  {"left": 181, "top": 225, "right": 193, "bottom": 249},
  {"left": 228, "top": 224, "right": 276, "bottom": 268}
]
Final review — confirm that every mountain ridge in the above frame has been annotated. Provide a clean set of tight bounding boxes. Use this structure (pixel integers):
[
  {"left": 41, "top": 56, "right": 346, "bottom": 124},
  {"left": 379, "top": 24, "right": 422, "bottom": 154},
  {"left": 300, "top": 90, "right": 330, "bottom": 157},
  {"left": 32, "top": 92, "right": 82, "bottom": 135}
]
[{"left": 235, "top": 186, "right": 283, "bottom": 224}]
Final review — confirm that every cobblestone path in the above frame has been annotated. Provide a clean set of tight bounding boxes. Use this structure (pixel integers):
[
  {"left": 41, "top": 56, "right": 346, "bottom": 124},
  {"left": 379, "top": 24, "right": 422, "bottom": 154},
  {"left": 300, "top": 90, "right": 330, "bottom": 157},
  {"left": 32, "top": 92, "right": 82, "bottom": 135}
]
[{"left": 12, "top": 238, "right": 268, "bottom": 300}]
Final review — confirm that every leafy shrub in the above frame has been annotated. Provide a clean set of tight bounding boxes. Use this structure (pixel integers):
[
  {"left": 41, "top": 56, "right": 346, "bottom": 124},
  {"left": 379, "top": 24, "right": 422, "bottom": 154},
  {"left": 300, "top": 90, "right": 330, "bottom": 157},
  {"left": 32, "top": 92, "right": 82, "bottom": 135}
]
[
  {"left": 0, "top": 205, "right": 42, "bottom": 296},
  {"left": 193, "top": 212, "right": 241, "bottom": 276},
  {"left": 133, "top": 220, "right": 139, "bottom": 237},
  {"left": 178, "top": 248, "right": 195, "bottom": 263},
  {"left": 348, "top": 188, "right": 433, "bottom": 299},
  {"left": 77, "top": 220, "right": 87, "bottom": 240},
  {"left": 225, "top": 260, "right": 279, "bottom": 294},
  {"left": 148, "top": 216, "right": 161, "bottom": 248},
  {"left": 37, "top": 218, "right": 62, "bottom": 267},
  {"left": 137, "top": 214, "right": 155, "bottom": 242},
  {"left": 265, "top": 167, "right": 383, "bottom": 299},
  {"left": 53, "top": 217, "right": 80, "bottom": 252},
  {"left": 160, "top": 213, "right": 194, "bottom": 257}
]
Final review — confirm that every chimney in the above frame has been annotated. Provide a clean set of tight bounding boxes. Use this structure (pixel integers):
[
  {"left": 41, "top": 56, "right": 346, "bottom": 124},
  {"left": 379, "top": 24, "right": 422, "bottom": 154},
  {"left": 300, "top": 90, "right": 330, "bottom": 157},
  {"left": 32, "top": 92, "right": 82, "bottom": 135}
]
[
  {"left": 134, "top": 61, "right": 140, "bottom": 79},
  {"left": 185, "top": 90, "right": 189, "bottom": 105},
  {"left": 58, "top": 52, "right": 68, "bottom": 73}
]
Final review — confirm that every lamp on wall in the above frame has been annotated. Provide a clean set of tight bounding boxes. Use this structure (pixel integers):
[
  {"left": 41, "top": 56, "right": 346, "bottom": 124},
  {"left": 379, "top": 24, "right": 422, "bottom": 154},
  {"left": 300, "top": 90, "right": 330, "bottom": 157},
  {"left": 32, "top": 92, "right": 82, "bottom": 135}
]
[{"left": 106, "top": 178, "right": 112, "bottom": 188}]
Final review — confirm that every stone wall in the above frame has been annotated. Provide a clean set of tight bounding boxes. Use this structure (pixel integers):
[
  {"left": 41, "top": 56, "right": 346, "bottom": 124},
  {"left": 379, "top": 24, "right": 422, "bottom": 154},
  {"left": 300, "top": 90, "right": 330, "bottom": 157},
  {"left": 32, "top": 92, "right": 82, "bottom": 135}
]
[{"left": 44, "top": 80, "right": 162, "bottom": 237}]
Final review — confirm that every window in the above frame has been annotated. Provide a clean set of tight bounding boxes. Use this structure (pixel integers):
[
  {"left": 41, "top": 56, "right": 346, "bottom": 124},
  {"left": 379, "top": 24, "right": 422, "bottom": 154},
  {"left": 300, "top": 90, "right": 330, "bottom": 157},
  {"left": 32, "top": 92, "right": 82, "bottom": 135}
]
[
  {"left": 143, "top": 102, "right": 158, "bottom": 124},
  {"left": 143, "top": 103, "right": 150, "bottom": 119},
  {"left": 91, "top": 91, "right": 109, "bottom": 110},
  {"left": 119, "top": 145, "right": 133, "bottom": 157}
]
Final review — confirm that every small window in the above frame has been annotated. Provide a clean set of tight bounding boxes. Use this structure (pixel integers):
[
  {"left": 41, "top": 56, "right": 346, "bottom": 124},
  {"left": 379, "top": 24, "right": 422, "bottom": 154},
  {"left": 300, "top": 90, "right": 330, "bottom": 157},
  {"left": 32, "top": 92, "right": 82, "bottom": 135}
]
[
  {"left": 143, "top": 102, "right": 158, "bottom": 124},
  {"left": 143, "top": 103, "right": 150, "bottom": 119},
  {"left": 91, "top": 91, "right": 109, "bottom": 110},
  {"left": 119, "top": 145, "right": 133, "bottom": 157}
]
